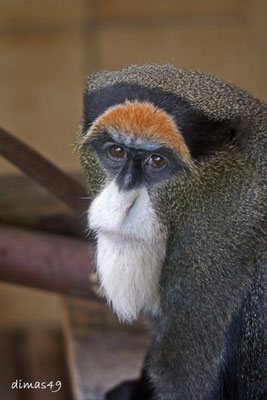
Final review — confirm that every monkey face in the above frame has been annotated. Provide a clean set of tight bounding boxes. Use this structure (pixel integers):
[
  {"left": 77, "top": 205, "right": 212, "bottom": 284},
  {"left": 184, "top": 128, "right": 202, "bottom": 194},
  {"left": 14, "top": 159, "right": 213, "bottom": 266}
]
[
  {"left": 83, "top": 125, "right": 189, "bottom": 237},
  {"left": 78, "top": 101, "right": 194, "bottom": 321}
]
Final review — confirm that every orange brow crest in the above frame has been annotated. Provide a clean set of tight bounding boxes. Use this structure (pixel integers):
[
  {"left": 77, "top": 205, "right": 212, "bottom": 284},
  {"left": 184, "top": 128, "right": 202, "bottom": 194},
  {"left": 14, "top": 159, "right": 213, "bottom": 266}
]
[{"left": 84, "top": 101, "right": 192, "bottom": 163}]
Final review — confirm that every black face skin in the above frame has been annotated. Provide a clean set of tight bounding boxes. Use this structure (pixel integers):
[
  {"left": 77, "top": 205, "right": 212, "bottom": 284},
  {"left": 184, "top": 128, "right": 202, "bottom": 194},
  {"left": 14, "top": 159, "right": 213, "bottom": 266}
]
[{"left": 87, "top": 132, "right": 184, "bottom": 191}]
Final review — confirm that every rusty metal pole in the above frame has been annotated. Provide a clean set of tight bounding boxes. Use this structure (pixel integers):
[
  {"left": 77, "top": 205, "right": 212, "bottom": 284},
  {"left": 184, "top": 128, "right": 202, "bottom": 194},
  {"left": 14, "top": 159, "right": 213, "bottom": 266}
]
[
  {"left": 0, "top": 224, "right": 98, "bottom": 300},
  {"left": 0, "top": 127, "right": 88, "bottom": 213}
]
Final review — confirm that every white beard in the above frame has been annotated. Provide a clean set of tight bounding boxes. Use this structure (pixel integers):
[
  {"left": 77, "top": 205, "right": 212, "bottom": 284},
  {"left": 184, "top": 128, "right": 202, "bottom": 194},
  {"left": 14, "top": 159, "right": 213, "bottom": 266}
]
[{"left": 88, "top": 180, "right": 166, "bottom": 322}]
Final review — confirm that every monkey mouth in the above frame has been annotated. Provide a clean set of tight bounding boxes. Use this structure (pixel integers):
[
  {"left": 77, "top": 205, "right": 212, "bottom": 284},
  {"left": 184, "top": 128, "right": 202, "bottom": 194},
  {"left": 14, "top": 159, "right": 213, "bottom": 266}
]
[
  {"left": 97, "top": 228, "right": 144, "bottom": 243},
  {"left": 98, "top": 229, "right": 131, "bottom": 240}
]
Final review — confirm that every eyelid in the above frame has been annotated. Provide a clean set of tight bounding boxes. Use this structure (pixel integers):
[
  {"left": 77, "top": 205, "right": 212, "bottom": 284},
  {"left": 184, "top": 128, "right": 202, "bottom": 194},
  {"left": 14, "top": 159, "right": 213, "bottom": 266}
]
[
  {"left": 144, "top": 153, "right": 168, "bottom": 164},
  {"left": 102, "top": 141, "right": 128, "bottom": 152}
]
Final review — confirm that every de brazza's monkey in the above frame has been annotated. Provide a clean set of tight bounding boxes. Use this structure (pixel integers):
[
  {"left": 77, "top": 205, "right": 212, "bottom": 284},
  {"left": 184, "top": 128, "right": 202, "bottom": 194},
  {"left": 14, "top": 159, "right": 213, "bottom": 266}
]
[{"left": 78, "top": 64, "right": 266, "bottom": 400}]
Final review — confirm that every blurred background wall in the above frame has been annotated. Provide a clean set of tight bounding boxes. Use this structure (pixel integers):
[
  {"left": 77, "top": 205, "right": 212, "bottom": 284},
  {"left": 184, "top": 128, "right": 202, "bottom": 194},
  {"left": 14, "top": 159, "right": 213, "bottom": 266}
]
[{"left": 0, "top": 0, "right": 266, "bottom": 327}]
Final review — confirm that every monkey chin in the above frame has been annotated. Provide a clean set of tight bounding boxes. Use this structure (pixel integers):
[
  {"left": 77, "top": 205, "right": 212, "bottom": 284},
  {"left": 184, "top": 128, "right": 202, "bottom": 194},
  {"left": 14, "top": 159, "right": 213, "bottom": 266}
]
[{"left": 88, "top": 180, "right": 167, "bottom": 322}]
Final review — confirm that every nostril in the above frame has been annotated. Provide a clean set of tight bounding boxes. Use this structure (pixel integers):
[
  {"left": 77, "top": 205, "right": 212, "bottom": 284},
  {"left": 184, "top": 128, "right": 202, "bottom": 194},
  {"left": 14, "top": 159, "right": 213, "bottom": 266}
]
[{"left": 123, "top": 172, "right": 133, "bottom": 190}]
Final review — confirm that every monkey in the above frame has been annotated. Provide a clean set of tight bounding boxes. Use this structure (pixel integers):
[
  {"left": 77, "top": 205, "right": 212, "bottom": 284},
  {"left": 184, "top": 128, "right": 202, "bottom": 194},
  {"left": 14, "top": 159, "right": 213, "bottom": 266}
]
[{"left": 77, "top": 64, "right": 266, "bottom": 400}]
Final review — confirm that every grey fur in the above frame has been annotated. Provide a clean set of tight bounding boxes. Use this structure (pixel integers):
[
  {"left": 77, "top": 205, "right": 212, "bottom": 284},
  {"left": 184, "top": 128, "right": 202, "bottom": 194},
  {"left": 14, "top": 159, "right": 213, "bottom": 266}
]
[
  {"left": 84, "top": 64, "right": 265, "bottom": 124},
  {"left": 78, "top": 64, "right": 266, "bottom": 400}
]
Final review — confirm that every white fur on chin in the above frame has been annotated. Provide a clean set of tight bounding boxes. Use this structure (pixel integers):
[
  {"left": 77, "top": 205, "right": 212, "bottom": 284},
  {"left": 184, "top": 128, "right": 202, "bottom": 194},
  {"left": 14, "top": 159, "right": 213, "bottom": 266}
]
[{"left": 88, "top": 180, "right": 166, "bottom": 322}]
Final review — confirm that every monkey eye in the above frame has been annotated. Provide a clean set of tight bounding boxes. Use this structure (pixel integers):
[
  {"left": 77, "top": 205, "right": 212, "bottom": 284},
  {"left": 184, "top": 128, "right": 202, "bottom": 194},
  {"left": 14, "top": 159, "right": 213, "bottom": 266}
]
[
  {"left": 145, "top": 154, "right": 167, "bottom": 170},
  {"left": 108, "top": 145, "right": 126, "bottom": 159}
]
